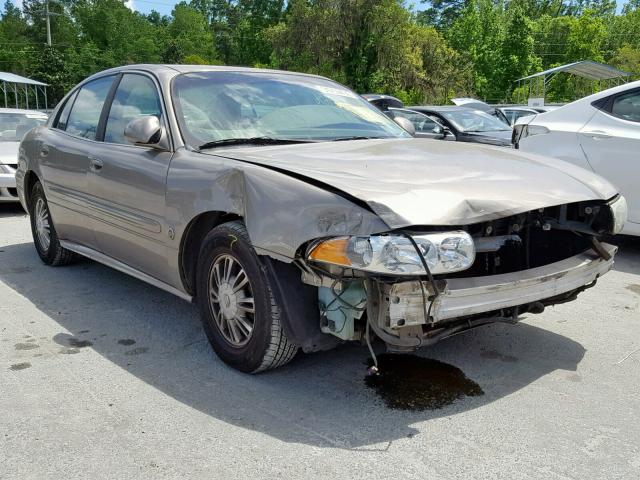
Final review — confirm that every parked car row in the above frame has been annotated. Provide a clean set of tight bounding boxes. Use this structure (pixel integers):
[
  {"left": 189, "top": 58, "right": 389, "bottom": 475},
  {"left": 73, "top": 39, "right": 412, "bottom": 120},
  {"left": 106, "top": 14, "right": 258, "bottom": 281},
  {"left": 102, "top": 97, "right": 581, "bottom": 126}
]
[
  {"left": 364, "top": 94, "right": 513, "bottom": 146},
  {"left": 10, "top": 65, "right": 628, "bottom": 375}
]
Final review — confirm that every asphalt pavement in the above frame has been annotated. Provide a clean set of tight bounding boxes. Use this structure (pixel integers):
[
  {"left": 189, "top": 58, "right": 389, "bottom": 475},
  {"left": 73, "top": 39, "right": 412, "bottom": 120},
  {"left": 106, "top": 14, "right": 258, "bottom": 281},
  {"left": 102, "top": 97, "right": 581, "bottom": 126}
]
[{"left": 1, "top": 203, "right": 639, "bottom": 479}]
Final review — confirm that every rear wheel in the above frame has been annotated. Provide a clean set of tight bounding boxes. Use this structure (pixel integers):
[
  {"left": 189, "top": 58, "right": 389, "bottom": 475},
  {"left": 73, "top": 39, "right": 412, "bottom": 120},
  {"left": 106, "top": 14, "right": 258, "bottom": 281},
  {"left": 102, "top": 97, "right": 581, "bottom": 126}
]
[
  {"left": 196, "top": 221, "right": 298, "bottom": 373},
  {"left": 29, "top": 181, "right": 77, "bottom": 266}
]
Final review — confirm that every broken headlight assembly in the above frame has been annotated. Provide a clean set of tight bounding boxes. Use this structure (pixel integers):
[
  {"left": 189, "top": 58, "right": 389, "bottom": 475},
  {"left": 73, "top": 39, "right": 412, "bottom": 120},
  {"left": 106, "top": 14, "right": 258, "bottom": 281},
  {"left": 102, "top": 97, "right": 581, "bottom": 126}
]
[{"left": 307, "top": 232, "right": 475, "bottom": 275}]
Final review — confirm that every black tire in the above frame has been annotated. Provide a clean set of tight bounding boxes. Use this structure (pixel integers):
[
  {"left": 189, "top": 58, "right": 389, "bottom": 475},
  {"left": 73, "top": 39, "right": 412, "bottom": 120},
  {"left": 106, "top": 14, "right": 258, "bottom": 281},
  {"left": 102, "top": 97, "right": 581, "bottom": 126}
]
[
  {"left": 196, "top": 221, "right": 298, "bottom": 373},
  {"left": 29, "top": 181, "right": 77, "bottom": 266}
]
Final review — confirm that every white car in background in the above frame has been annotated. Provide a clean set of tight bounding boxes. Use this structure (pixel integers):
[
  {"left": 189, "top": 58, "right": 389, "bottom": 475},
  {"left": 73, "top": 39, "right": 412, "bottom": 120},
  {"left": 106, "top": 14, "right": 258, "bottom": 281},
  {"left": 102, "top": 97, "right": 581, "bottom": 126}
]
[
  {"left": 0, "top": 108, "right": 48, "bottom": 202},
  {"left": 514, "top": 81, "right": 640, "bottom": 236}
]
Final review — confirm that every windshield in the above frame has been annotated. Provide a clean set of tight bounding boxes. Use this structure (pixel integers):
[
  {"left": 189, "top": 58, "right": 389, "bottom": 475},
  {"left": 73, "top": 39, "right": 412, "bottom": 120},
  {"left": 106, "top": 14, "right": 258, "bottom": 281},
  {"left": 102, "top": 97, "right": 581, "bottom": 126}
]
[
  {"left": 441, "top": 110, "right": 510, "bottom": 133},
  {"left": 0, "top": 112, "right": 47, "bottom": 142},
  {"left": 172, "top": 71, "right": 410, "bottom": 146}
]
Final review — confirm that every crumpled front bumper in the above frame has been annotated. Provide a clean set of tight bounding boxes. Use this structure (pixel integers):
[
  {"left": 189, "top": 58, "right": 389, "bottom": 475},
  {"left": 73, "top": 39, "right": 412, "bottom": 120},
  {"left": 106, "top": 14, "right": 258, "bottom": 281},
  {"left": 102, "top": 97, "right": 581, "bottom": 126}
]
[{"left": 388, "top": 243, "right": 617, "bottom": 325}]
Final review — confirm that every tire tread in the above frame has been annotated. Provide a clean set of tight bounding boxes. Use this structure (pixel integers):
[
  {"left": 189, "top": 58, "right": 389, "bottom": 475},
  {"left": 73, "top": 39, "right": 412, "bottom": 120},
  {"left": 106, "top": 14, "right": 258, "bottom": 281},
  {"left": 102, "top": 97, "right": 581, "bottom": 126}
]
[
  {"left": 30, "top": 182, "right": 78, "bottom": 266},
  {"left": 201, "top": 220, "right": 298, "bottom": 373}
]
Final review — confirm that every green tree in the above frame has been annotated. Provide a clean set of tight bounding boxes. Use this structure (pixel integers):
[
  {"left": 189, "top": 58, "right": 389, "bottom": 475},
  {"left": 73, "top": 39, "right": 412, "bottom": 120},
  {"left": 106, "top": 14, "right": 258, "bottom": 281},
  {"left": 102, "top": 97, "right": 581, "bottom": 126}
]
[
  {"left": 164, "top": 3, "right": 218, "bottom": 63},
  {"left": 499, "top": 7, "right": 540, "bottom": 99}
]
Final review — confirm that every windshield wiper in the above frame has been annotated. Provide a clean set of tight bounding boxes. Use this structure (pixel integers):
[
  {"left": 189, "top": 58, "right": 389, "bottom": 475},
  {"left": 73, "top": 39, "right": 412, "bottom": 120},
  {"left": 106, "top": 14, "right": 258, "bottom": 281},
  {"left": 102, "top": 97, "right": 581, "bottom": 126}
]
[
  {"left": 330, "top": 136, "right": 387, "bottom": 141},
  {"left": 198, "top": 137, "right": 314, "bottom": 150}
]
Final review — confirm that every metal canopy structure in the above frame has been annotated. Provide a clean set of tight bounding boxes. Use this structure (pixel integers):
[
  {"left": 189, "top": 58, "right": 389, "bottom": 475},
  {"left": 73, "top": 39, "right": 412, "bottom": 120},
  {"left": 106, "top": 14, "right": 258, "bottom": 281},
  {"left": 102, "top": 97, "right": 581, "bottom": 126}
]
[
  {"left": 515, "top": 60, "right": 631, "bottom": 105},
  {"left": 0, "top": 72, "right": 49, "bottom": 111},
  {"left": 518, "top": 60, "right": 631, "bottom": 82}
]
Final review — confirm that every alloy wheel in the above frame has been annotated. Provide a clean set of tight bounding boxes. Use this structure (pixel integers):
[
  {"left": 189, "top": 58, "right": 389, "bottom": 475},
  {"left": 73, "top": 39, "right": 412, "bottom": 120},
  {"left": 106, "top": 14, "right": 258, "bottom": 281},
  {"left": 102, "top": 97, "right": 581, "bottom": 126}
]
[
  {"left": 208, "top": 254, "right": 255, "bottom": 347},
  {"left": 34, "top": 197, "right": 51, "bottom": 252}
]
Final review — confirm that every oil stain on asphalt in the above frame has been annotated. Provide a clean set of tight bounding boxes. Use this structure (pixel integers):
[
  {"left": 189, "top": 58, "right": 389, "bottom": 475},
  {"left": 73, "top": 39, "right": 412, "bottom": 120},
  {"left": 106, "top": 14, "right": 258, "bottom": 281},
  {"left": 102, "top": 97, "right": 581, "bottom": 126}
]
[
  {"left": 365, "top": 354, "right": 483, "bottom": 411},
  {"left": 53, "top": 333, "right": 93, "bottom": 349},
  {"left": 9, "top": 362, "right": 31, "bottom": 371},
  {"left": 480, "top": 349, "right": 518, "bottom": 363}
]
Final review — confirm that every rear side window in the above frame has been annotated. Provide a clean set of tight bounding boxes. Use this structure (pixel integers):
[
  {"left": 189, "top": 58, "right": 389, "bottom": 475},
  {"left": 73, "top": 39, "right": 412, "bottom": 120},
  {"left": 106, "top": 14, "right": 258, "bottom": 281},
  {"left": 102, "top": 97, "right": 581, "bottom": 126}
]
[
  {"left": 104, "top": 74, "right": 162, "bottom": 145},
  {"left": 65, "top": 76, "right": 115, "bottom": 140},
  {"left": 55, "top": 90, "right": 78, "bottom": 131},
  {"left": 611, "top": 91, "right": 640, "bottom": 123}
]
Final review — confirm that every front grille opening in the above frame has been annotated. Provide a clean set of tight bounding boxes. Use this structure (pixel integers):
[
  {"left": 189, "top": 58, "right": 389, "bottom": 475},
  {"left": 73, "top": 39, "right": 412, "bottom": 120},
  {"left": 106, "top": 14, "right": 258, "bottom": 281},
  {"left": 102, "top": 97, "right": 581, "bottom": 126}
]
[
  {"left": 456, "top": 229, "right": 591, "bottom": 278},
  {"left": 431, "top": 200, "right": 610, "bottom": 279}
]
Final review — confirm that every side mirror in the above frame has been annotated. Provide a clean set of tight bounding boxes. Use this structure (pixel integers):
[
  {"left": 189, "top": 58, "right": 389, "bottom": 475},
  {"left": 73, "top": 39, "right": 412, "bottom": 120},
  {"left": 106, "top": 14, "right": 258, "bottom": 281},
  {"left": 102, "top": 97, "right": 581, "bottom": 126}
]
[
  {"left": 124, "top": 115, "right": 168, "bottom": 149},
  {"left": 393, "top": 116, "right": 416, "bottom": 136}
]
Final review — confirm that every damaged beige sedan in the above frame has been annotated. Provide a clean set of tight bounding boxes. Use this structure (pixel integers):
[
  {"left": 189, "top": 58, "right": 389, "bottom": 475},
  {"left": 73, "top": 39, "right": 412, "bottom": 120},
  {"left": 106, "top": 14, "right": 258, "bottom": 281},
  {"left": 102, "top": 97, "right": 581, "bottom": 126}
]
[{"left": 16, "top": 65, "right": 627, "bottom": 372}]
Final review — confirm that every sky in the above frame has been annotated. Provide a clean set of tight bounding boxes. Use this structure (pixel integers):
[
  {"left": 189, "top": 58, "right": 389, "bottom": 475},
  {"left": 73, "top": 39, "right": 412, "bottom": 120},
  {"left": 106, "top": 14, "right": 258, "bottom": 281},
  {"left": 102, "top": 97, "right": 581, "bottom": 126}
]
[
  {"left": 116, "top": 0, "right": 628, "bottom": 16},
  {"left": 8, "top": 0, "right": 629, "bottom": 18},
  {"left": 125, "top": 0, "right": 176, "bottom": 15}
]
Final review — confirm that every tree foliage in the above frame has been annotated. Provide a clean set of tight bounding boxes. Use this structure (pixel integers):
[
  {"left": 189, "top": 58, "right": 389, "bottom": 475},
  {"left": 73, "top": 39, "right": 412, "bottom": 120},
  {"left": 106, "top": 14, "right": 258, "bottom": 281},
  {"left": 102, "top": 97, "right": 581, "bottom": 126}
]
[{"left": 0, "top": 0, "right": 638, "bottom": 106}]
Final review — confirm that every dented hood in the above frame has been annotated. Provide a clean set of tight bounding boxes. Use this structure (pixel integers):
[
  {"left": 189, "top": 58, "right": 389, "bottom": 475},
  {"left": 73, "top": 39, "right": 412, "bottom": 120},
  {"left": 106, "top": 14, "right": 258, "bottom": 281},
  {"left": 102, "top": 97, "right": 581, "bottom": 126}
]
[{"left": 210, "top": 138, "right": 617, "bottom": 228}]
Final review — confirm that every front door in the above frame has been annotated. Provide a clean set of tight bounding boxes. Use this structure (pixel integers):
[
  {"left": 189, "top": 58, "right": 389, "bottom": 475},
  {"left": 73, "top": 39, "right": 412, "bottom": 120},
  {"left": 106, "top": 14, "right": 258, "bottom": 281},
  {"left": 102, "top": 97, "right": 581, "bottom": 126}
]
[
  {"left": 579, "top": 88, "right": 640, "bottom": 225},
  {"left": 87, "top": 73, "right": 174, "bottom": 283}
]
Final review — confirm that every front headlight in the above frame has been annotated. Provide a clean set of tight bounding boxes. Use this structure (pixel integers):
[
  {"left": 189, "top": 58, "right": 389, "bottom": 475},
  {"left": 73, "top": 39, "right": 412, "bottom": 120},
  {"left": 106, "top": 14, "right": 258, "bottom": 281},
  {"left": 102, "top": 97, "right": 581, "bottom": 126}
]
[
  {"left": 609, "top": 195, "right": 628, "bottom": 235},
  {"left": 308, "top": 232, "right": 475, "bottom": 275}
]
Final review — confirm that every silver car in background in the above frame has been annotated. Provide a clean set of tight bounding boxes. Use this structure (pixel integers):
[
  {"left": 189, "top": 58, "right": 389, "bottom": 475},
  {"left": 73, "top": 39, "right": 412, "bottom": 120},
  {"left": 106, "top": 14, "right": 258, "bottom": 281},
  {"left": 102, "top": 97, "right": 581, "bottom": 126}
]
[
  {"left": 0, "top": 108, "right": 47, "bottom": 202},
  {"left": 514, "top": 80, "right": 640, "bottom": 236},
  {"left": 17, "top": 65, "right": 626, "bottom": 373}
]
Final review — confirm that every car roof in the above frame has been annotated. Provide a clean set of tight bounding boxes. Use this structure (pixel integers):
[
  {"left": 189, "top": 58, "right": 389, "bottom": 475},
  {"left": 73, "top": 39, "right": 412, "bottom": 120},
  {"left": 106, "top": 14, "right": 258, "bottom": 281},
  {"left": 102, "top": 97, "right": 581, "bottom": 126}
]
[
  {"left": 0, "top": 107, "right": 48, "bottom": 116},
  {"left": 83, "top": 64, "right": 329, "bottom": 83}
]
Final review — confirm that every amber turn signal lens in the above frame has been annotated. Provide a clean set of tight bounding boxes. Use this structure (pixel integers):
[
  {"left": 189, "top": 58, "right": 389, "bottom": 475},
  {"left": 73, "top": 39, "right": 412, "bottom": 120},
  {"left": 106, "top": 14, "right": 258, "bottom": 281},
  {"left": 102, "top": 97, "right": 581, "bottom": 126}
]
[{"left": 308, "top": 237, "right": 352, "bottom": 266}]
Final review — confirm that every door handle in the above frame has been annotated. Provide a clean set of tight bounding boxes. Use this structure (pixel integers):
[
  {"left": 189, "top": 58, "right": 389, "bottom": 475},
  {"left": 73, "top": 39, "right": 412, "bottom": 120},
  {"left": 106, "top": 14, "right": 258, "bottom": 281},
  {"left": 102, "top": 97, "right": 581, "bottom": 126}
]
[
  {"left": 89, "top": 157, "right": 104, "bottom": 171},
  {"left": 40, "top": 145, "right": 49, "bottom": 157},
  {"left": 581, "top": 130, "right": 612, "bottom": 140}
]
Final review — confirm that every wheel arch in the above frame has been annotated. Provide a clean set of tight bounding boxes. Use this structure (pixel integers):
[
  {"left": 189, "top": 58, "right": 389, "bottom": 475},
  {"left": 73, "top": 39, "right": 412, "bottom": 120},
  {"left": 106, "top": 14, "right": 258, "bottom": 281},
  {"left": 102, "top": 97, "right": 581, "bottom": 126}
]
[
  {"left": 23, "top": 170, "right": 41, "bottom": 211},
  {"left": 178, "top": 212, "right": 338, "bottom": 353},
  {"left": 179, "top": 210, "right": 243, "bottom": 296}
]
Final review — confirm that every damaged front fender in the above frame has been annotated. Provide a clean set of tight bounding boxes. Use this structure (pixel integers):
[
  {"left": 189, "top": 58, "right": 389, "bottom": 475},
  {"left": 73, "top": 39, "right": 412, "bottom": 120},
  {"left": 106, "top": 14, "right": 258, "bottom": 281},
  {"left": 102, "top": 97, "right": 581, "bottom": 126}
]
[{"left": 166, "top": 150, "right": 389, "bottom": 263}]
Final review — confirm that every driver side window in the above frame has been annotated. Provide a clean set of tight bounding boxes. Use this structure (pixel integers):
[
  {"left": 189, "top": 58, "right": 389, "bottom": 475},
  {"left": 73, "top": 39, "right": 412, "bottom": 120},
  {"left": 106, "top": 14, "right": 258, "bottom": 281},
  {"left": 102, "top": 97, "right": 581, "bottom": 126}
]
[{"left": 104, "top": 74, "right": 162, "bottom": 145}]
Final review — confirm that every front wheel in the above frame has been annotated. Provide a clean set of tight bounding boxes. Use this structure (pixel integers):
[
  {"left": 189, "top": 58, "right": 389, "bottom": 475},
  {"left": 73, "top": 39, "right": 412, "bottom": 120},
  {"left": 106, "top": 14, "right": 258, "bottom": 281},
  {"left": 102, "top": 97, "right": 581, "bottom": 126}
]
[{"left": 196, "top": 221, "right": 298, "bottom": 373}]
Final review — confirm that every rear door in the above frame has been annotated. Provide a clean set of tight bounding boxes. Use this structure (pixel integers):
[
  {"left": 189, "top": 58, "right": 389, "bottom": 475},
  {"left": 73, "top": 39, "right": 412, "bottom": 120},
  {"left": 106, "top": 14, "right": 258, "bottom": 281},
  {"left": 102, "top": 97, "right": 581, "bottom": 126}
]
[
  {"left": 578, "top": 88, "right": 640, "bottom": 224},
  {"left": 38, "top": 75, "right": 116, "bottom": 248},
  {"left": 86, "top": 72, "right": 174, "bottom": 282}
]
